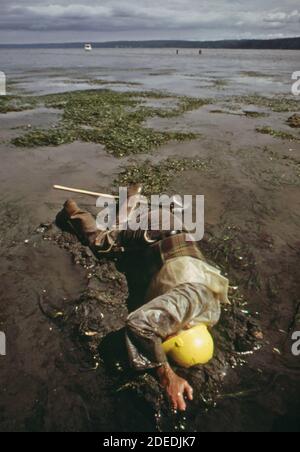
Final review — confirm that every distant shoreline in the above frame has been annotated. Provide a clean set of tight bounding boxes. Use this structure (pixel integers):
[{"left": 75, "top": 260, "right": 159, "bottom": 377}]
[{"left": 0, "top": 37, "right": 300, "bottom": 50}]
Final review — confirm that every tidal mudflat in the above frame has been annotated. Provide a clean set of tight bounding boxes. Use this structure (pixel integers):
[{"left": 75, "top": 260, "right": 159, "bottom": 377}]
[{"left": 0, "top": 48, "right": 299, "bottom": 432}]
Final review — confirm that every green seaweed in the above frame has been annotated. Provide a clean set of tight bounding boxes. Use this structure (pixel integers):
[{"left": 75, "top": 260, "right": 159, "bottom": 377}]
[
  {"left": 201, "top": 224, "right": 260, "bottom": 291},
  {"left": 210, "top": 109, "right": 268, "bottom": 118},
  {"left": 115, "top": 158, "right": 210, "bottom": 195},
  {"left": 256, "top": 126, "right": 299, "bottom": 141},
  {"left": 230, "top": 95, "right": 300, "bottom": 113},
  {"left": 0, "top": 95, "right": 38, "bottom": 114},
  {"left": 12, "top": 89, "right": 206, "bottom": 156},
  {"left": 287, "top": 114, "right": 300, "bottom": 128},
  {"left": 79, "top": 127, "right": 197, "bottom": 157},
  {"left": 12, "top": 128, "right": 77, "bottom": 147},
  {"left": 243, "top": 111, "right": 268, "bottom": 118}
]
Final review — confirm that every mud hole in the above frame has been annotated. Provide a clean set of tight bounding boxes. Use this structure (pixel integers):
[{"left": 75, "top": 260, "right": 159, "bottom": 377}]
[{"left": 23, "top": 220, "right": 263, "bottom": 432}]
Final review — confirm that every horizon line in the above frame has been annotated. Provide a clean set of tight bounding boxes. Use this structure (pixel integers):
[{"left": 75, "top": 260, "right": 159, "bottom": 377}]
[{"left": 1, "top": 36, "right": 300, "bottom": 46}]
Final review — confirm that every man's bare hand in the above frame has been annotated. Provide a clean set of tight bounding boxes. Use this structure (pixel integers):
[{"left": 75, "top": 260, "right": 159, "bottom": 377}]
[{"left": 157, "top": 364, "right": 193, "bottom": 411}]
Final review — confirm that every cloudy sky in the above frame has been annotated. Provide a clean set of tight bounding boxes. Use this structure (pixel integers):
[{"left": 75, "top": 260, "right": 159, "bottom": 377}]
[{"left": 0, "top": 0, "right": 299, "bottom": 44}]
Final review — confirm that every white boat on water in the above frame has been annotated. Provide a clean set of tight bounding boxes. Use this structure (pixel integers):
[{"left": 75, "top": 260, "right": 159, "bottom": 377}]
[{"left": 84, "top": 43, "right": 92, "bottom": 52}]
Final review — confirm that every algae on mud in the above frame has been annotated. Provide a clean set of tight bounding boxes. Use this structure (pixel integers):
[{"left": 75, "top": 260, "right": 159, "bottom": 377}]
[
  {"left": 115, "top": 158, "right": 210, "bottom": 196},
  {"left": 0, "top": 95, "right": 37, "bottom": 114},
  {"left": 287, "top": 114, "right": 300, "bottom": 129},
  {"left": 13, "top": 128, "right": 78, "bottom": 147},
  {"left": 11, "top": 90, "right": 207, "bottom": 157},
  {"left": 243, "top": 111, "right": 268, "bottom": 119},
  {"left": 229, "top": 95, "right": 300, "bottom": 113},
  {"left": 210, "top": 109, "right": 268, "bottom": 118},
  {"left": 256, "top": 126, "right": 299, "bottom": 141}
]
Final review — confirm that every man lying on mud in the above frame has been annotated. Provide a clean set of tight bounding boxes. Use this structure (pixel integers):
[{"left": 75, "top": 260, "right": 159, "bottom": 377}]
[{"left": 57, "top": 185, "right": 230, "bottom": 412}]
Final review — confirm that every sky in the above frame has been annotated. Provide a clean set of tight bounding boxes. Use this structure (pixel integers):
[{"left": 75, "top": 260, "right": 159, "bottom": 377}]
[{"left": 0, "top": 0, "right": 299, "bottom": 44}]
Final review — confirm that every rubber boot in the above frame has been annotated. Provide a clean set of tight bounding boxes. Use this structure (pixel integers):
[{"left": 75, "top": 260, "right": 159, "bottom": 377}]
[{"left": 57, "top": 199, "right": 98, "bottom": 246}]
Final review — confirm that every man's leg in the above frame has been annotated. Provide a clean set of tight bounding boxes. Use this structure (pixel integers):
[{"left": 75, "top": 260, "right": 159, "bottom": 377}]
[
  {"left": 56, "top": 200, "right": 120, "bottom": 253},
  {"left": 56, "top": 184, "right": 143, "bottom": 246}
]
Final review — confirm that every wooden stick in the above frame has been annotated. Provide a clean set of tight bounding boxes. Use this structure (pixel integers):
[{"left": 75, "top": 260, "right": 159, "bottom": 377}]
[
  {"left": 53, "top": 185, "right": 185, "bottom": 210},
  {"left": 53, "top": 185, "right": 118, "bottom": 200}
]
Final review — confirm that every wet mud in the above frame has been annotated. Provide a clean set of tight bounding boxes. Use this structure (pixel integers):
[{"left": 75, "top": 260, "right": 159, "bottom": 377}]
[
  {"left": 0, "top": 88, "right": 300, "bottom": 432},
  {"left": 32, "top": 222, "right": 263, "bottom": 432}
]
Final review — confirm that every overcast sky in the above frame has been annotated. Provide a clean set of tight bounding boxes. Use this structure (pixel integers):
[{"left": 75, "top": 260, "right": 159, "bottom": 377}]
[{"left": 0, "top": 0, "right": 299, "bottom": 44}]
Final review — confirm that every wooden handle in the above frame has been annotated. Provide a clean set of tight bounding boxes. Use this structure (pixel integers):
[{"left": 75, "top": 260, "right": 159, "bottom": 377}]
[{"left": 53, "top": 185, "right": 118, "bottom": 200}]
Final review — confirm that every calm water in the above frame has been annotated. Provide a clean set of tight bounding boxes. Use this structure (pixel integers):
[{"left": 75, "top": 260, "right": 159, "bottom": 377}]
[{"left": 0, "top": 48, "right": 299, "bottom": 97}]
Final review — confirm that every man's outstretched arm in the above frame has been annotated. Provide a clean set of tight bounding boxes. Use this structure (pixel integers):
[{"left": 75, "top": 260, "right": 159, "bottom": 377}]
[{"left": 126, "top": 317, "right": 194, "bottom": 411}]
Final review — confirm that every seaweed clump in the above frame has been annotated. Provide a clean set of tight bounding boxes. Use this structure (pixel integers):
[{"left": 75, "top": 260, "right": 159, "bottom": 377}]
[
  {"left": 115, "top": 158, "right": 210, "bottom": 196},
  {"left": 13, "top": 128, "right": 78, "bottom": 147},
  {"left": 12, "top": 90, "right": 207, "bottom": 157},
  {"left": 256, "top": 126, "right": 299, "bottom": 141},
  {"left": 0, "top": 95, "right": 37, "bottom": 114},
  {"left": 287, "top": 114, "right": 300, "bottom": 128},
  {"left": 230, "top": 95, "right": 300, "bottom": 113}
]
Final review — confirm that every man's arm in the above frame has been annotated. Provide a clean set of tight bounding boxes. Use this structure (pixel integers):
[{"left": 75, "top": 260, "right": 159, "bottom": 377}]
[
  {"left": 126, "top": 319, "right": 193, "bottom": 412},
  {"left": 156, "top": 363, "right": 193, "bottom": 412}
]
